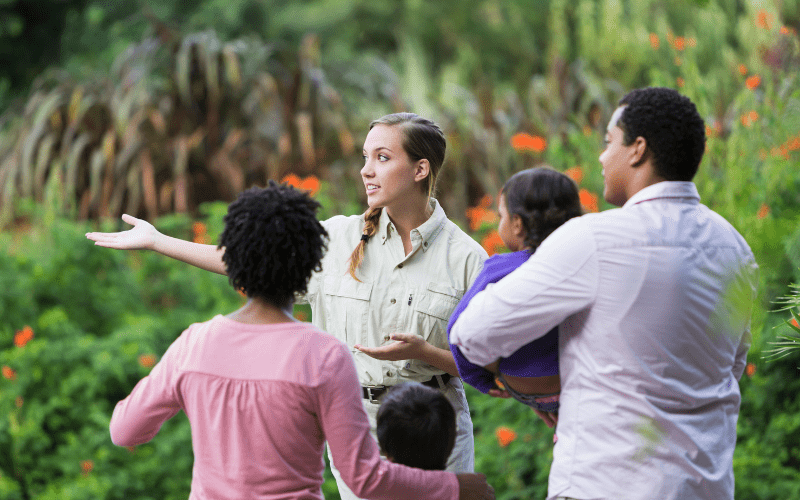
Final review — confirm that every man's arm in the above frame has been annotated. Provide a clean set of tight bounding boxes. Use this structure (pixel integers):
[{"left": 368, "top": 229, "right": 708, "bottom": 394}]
[{"left": 450, "top": 219, "right": 598, "bottom": 367}]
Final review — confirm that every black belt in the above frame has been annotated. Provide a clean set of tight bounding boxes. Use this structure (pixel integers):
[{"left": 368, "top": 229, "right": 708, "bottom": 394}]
[{"left": 362, "top": 374, "right": 452, "bottom": 404}]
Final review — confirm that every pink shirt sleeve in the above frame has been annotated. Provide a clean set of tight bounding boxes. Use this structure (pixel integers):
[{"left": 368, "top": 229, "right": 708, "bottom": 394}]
[
  {"left": 318, "top": 342, "right": 459, "bottom": 500},
  {"left": 109, "top": 339, "right": 183, "bottom": 447}
]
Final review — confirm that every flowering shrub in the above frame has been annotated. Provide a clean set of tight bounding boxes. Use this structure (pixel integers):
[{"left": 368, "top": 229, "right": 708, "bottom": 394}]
[{"left": 1, "top": 1, "right": 800, "bottom": 498}]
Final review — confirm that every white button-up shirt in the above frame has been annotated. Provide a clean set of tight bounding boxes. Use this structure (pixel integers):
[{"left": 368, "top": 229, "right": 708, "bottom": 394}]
[
  {"left": 299, "top": 199, "right": 487, "bottom": 386},
  {"left": 451, "top": 181, "right": 758, "bottom": 500}
]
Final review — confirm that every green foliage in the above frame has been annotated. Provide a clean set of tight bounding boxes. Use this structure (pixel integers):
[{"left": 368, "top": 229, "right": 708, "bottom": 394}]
[
  {"left": 0, "top": 205, "right": 240, "bottom": 499},
  {"left": 0, "top": 28, "right": 357, "bottom": 228},
  {"left": 1, "top": 0, "right": 800, "bottom": 498}
]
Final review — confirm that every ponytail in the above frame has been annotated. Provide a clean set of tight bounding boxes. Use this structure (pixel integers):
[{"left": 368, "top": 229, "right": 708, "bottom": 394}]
[{"left": 347, "top": 207, "right": 382, "bottom": 281}]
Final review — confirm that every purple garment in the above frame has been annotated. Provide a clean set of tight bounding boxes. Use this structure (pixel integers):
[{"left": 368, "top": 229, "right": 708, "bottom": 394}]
[{"left": 447, "top": 250, "right": 559, "bottom": 394}]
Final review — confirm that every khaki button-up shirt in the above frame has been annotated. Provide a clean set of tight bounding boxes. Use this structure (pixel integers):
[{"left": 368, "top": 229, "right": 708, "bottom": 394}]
[{"left": 298, "top": 199, "right": 487, "bottom": 386}]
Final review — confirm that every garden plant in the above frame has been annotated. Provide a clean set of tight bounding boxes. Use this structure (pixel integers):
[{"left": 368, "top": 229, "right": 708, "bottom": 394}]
[{"left": 1, "top": 0, "right": 799, "bottom": 498}]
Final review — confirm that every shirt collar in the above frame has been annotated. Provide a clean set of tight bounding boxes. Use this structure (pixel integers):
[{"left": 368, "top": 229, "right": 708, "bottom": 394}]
[
  {"left": 623, "top": 181, "right": 700, "bottom": 208},
  {"left": 376, "top": 199, "right": 447, "bottom": 252}
]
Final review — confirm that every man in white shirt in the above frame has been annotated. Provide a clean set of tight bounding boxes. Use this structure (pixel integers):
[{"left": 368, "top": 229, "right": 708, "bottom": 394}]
[{"left": 450, "top": 87, "right": 758, "bottom": 500}]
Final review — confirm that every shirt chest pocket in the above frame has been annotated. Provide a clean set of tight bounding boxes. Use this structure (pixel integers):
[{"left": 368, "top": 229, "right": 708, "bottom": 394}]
[
  {"left": 322, "top": 276, "right": 373, "bottom": 347},
  {"left": 412, "top": 282, "right": 463, "bottom": 350}
]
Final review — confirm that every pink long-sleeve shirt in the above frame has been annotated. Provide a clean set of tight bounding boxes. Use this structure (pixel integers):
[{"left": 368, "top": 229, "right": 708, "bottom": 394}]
[{"left": 110, "top": 315, "right": 459, "bottom": 500}]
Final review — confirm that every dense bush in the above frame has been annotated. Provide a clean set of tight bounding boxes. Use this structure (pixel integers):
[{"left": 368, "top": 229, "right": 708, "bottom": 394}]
[{"left": 1, "top": 0, "right": 799, "bottom": 498}]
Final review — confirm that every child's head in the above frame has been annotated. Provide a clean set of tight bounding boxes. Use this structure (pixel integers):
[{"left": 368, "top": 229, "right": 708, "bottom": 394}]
[
  {"left": 218, "top": 180, "right": 328, "bottom": 309},
  {"left": 499, "top": 167, "right": 583, "bottom": 252},
  {"left": 376, "top": 382, "right": 456, "bottom": 471}
]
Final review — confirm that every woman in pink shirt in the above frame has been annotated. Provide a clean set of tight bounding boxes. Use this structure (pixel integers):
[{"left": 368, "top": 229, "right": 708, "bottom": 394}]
[{"left": 109, "top": 183, "right": 493, "bottom": 500}]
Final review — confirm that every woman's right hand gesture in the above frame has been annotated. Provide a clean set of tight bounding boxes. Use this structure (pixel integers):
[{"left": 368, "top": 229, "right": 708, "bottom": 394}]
[{"left": 86, "top": 214, "right": 160, "bottom": 251}]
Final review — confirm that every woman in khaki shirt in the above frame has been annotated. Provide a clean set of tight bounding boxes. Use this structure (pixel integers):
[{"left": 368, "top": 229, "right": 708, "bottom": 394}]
[{"left": 86, "top": 113, "right": 487, "bottom": 499}]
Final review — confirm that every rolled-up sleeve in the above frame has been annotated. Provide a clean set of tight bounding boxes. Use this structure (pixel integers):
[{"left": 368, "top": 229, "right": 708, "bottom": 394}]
[{"left": 451, "top": 219, "right": 598, "bottom": 367}]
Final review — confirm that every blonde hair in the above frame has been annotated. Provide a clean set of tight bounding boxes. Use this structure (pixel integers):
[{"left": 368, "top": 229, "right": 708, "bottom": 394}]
[{"left": 347, "top": 113, "right": 446, "bottom": 281}]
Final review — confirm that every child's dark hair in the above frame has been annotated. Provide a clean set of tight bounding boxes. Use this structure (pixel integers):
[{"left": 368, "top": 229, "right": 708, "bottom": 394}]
[
  {"left": 502, "top": 167, "right": 583, "bottom": 252},
  {"left": 219, "top": 181, "right": 328, "bottom": 308},
  {"left": 617, "top": 87, "right": 706, "bottom": 181},
  {"left": 376, "top": 382, "right": 456, "bottom": 471}
]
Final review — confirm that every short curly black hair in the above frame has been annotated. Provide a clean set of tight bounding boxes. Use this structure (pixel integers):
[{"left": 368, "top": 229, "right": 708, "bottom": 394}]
[
  {"left": 376, "top": 382, "right": 456, "bottom": 471},
  {"left": 502, "top": 167, "right": 583, "bottom": 253},
  {"left": 218, "top": 181, "right": 328, "bottom": 308},
  {"left": 617, "top": 87, "right": 706, "bottom": 181}
]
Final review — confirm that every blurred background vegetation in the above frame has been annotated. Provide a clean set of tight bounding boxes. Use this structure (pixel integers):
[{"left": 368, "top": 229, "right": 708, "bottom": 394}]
[{"left": 1, "top": 0, "right": 799, "bottom": 498}]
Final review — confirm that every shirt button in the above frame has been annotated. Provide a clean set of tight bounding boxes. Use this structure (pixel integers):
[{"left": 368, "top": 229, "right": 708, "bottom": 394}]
[
  {"left": 386, "top": 371, "right": 393, "bottom": 377},
  {"left": 390, "top": 298, "right": 396, "bottom": 304}
]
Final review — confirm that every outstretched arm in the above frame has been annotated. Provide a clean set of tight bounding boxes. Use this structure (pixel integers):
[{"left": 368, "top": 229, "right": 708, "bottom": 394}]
[
  {"left": 86, "top": 214, "right": 227, "bottom": 275},
  {"left": 354, "top": 333, "right": 459, "bottom": 377}
]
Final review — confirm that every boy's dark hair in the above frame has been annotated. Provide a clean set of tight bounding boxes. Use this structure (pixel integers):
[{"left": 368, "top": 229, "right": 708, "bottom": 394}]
[
  {"left": 502, "top": 167, "right": 583, "bottom": 252},
  {"left": 376, "top": 382, "right": 456, "bottom": 471},
  {"left": 617, "top": 87, "right": 706, "bottom": 182},
  {"left": 218, "top": 181, "right": 328, "bottom": 308}
]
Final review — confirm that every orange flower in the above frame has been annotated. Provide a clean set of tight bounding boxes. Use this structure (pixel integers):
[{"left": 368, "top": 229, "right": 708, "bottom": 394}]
[
  {"left": 495, "top": 426, "right": 517, "bottom": 447},
  {"left": 756, "top": 10, "right": 772, "bottom": 30},
  {"left": 564, "top": 166, "right": 584, "bottom": 184},
  {"left": 741, "top": 111, "right": 758, "bottom": 128},
  {"left": 791, "top": 317, "right": 799, "bottom": 328},
  {"left": 480, "top": 230, "right": 505, "bottom": 257},
  {"left": 511, "top": 133, "right": 547, "bottom": 153},
  {"left": 672, "top": 36, "right": 686, "bottom": 51},
  {"left": 745, "top": 75, "right": 761, "bottom": 90},
  {"left": 787, "top": 136, "right": 800, "bottom": 151},
  {"left": 649, "top": 33, "right": 660, "bottom": 49},
  {"left": 757, "top": 204, "right": 770, "bottom": 219},
  {"left": 282, "top": 174, "right": 320, "bottom": 196},
  {"left": 81, "top": 460, "right": 94, "bottom": 476},
  {"left": 192, "top": 222, "right": 209, "bottom": 244},
  {"left": 138, "top": 354, "right": 157, "bottom": 369},
  {"left": 705, "top": 125, "right": 715, "bottom": 138},
  {"left": 579, "top": 189, "right": 599, "bottom": 213},
  {"left": 466, "top": 206, "right": 498, "bottom": 232},
  {"left": 2, "top": 366, "right": 16, "bottom": 381},
  {"left": 298, "top": 175, "right": 321, "bottom": 196},
  {"left": 676, "top": 77, "right": 685, "bottom": 88},
  {"left": 14, "top": 396, "right": 23, "bottom": 408},
  {"left": 738, "top": 64, "right": 748, "bottom": 76},
  {"left": 780, "top": 26, "right": 797, "bottom": 36},
  {"left": 745, "top": 363, "right": 756, "bottom": 377},
  {"left": 281, "top": 173, "right": 302, "bottom": 188},
  {"left": 479, "top": 194, "right": 493, "bottom": 209},
  {"left": 14, "top": 326, "right": 34, "bottom": 348}
]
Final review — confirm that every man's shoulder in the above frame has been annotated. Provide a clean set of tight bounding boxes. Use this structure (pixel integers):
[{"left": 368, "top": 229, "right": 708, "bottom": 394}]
[{"left": 696, "top": 204, "right": 755, "bottom": 256}]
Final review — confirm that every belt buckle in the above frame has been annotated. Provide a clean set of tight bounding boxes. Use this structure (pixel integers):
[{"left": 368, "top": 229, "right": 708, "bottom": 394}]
[{"left": 364, "top": 385, "right": 385, "bottom": 404}]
